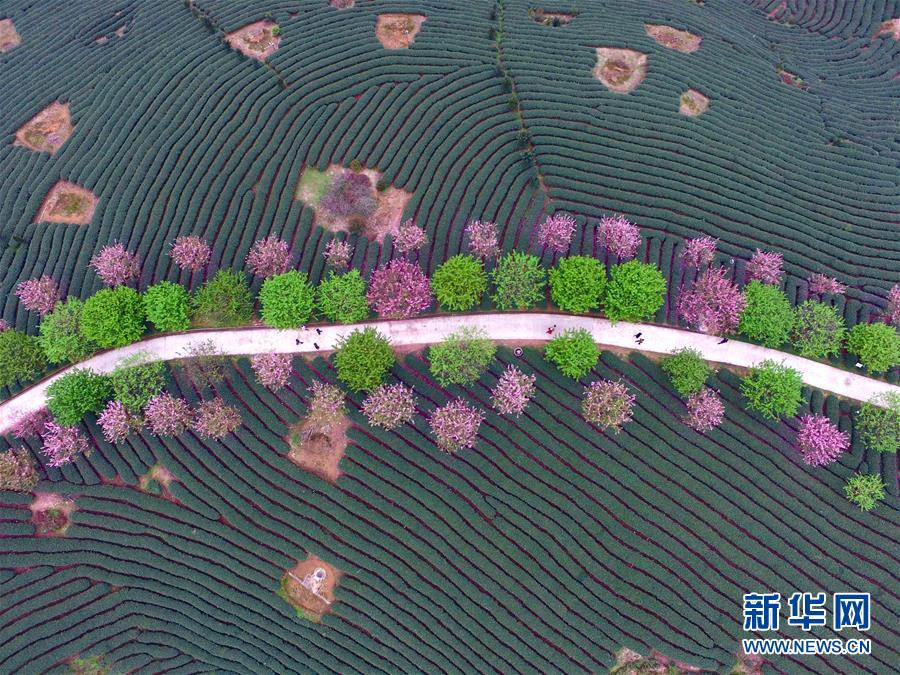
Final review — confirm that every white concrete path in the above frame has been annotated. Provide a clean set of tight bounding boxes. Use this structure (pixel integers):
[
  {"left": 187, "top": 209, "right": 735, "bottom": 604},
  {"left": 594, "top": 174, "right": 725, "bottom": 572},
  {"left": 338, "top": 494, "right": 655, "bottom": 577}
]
[{"left": 1, "top": 312, "right": 896, "bottom": 434}]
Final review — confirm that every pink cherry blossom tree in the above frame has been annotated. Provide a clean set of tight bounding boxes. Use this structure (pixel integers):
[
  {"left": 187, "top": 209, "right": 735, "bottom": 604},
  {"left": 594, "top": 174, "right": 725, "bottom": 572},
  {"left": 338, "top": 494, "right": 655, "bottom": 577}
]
[
  {"left": 246, "top": 235, "right": 292, "bottom": 278},
  {"left": 807, "top": 273, "right": 846, "bottom": 297},
  {"left": 97, "top": 400, "right": 143, "bottom": 444},
  {"left": 366, "top": 259, "right": 433, "bottom": 319},
  {"left": 0, "top": 447, "right": 39, "bottom": 492},
  {"left": 393, "top": 219, "right": 429, "bottom": 255},
  {"left": 144, "top": 393, "right": 192, "bottom": 436},
  {"left": 0, "top": 319, "right": 8, "bottom": 331},
  {"left": 91, "top": 243, "right": 141, "bottom": 286},
  {"left": 362, "top": 383, "right": 417, "bottom": 429},
  {"left": 887, "top": 283, "right": 900, "bottom": 327},
  {"left": 685, "top": 387, "right": 725, "bottom": 432},
  {"left": 170, "top": 236, "right": 211, "bottom": 272},
  {"left": 307, "top": 381, "right": 345, "bottom": 428},
  {"left": 429, "top": 399, "right": 484, "bottom": 453},
  {"left": 250, "top": 353, "right": 293, "bottom": 391},
  {"left": 582, "top": 380, "right": 635, "bottom": 433},
  {"left": 537, "top": 212, "right": 576, "bottom": 254},
  {"left": 465, "top": 220, "right": 500, "bottom": 259},
  {"left": 16, "top": 276, "right": 61, "bottom": 315},
  {"left": 682, "top": 236, "right": 717, "bottom": 268},
  {"left": 41, "top": 422, "right": 90, "bottom": 467},
  {"left": 597, "top": 215, "right": 641, "bottom": 260},
  {"left": 677, "top": 266, "right": 746, "bottom": 335},
  {"left": 491, "top": 365, "right": 536, "bottom": 417},
  {"left": 323, "top": 238, "right": 353, "bottom": 270},
  {"left": 797, "top": 414, "right": 850, "bottom": 466},
  {"left": 746, "top": 249, "right": 783, "bottom": 285},
  {"left": 10, "top": 408, "right": 52, "bottom": 439},
  {"left": 194, "top": 398, "right": 242, "bottom": 439}
]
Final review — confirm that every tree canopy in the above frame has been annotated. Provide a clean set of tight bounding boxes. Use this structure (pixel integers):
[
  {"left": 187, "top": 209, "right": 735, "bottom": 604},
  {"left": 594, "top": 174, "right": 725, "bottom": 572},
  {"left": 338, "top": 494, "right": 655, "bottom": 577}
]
[
  {"left": 544, "top": 328, "right": 600, "bottom": 379},
  {"left": 259, "top": 271, "right": 315, "bottom": 329},
  {"left": 431, "top": 255, "right": 487, "bottom": 311},
  {"left": 333, "top": 328, "right": 395, "bottom": 392},
  {"left": 428, "top": 327, "right": 496, "bottom": 386},
  {"left": 80, "top": 286, "right": 146, "bottom": 349},
  {"left": 604, "top": 261, "right": 666, "bottom": 322},
  {"left": 549, "top": 256, "right": 606, "bottom": 314}
]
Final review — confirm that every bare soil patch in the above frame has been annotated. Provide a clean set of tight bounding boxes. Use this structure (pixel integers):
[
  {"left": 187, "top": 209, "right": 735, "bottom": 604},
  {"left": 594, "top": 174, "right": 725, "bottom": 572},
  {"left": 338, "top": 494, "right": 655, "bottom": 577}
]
[
  {"left": 593, "top": 48, "right": 647, "bottom": 93},
  {"left": 376, "top": 14, "right": 426, "bottom": 49},
  {"left": 280, "top": 555, "right": 342, "bottom": 621},
  {"left": 875, "top": 18, "right": 900, "bottom": 40},
  {"left": 529, "top": 9, "right": 574, "bottom": 26},
  {"left": 35, "top": 181, "right": 98, "bottom": 225},
  {"left": 287, "top": 414, "right": 351, "bottom": 483},
  {"left": 30, "top": 492, "right": 76, "bottom": 537},
  {"left": 0, "top": 18, "right": 20, "bottom": 52},
  {"left": 611, "top": 647, "right": 703, "bottom": 674},
  {"left": 679, "top": 89, "right": 709, "bottom": 116},
  {"left": 139, "top": 463, "right": 179, "bottom": 501},
  {"left": 777, "top": 68, "right": 807, "bottom": 90},
  {"left": 330, "top": 0, "right": 355, "bottom": 8},
  {"left": 15, "top": 102, "right": 73, "bottom": 154},
  {"left": 225, "top": 20, "right": 281, "bottom": 61},
  {"left": 296, "top": 164, "right": 412, "bottom": 243},
  {"left": 644, "top": 24, "right": 701, "bottom": 53}
]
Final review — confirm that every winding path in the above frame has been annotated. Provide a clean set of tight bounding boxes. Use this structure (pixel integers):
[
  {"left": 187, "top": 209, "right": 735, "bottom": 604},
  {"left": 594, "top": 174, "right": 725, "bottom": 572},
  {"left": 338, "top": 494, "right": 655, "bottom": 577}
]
[{"left": 1, "top": 312, "right": 896, "bottom": 433}]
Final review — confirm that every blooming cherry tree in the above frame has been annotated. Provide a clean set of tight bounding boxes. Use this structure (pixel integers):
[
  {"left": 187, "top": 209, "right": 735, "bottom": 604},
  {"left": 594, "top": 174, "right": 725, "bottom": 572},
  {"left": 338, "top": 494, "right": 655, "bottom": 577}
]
[
  {"left": 685, "top": 387, "right": 724, "bottom": 432},
  {"left": 887, "top": 283, "right": 900, "bottom": 327},
  {"left": 323, "top": 238, "right": 353, "bottom": 270},
  {"left": 362, "top": 383, "right": 417, "bottom": 429},
  {"left": 91, "top": 243, "right": 141, "bottom": 286},
  {"left": 366, "top": 259, "right": 433, "bottom": 319},
  {"left": 807, "top": 273, "right": 846, "bottom": 297},
  {"left": 393, "top": 219, "right": 428, "bottom": 255},
  {"left": 746, "top": 249, "right": 783, "bottom": 285},
  {"left": 97, "top": 400, "right": 143, "bottom": 444},
  {"left": 491, "top": 365, "right": 536, "bottom": 417},
  {"left": 144, "top": 393, "right": 192, "bottom": 436},
  {"left": 797, "top": 414, "right": 850, "bottom": 466},
  {"left": 170, "top": 236, "right": 211, "bottom": 272},
  {"left": 0, "top": 447, "right": 40, "bottom": 492},
  {"left": 41, "top": 422, "right": 90, "bottom": 467},
  {"left": 429, "top": 399, "right": 484, "bottom": 453},
  {"left": 307, "top": 381, "right": 345, "bottom": 428},
  {"left": 250, "top": 353, "right": 292, "bottom": 391},
  {"left": 194, "top": 398, "right": 242, "bottom": 439},
  {"left": 465, "top": 220, "right": 500, "bottom": 259},
  {"left": 582, "top": 380, "right": 635, "bottom": 433},
  {"left": 677, "top": 266, "right": 746, "bottom": 335},
  {"left": 16, "top": 276, "right": 60, "bottom": 315},
  {"left": 537, "top": 212, "right": 576, "bottom": 254},
  {"left": 597, "top": 215, "right": 641, "bottom": 260},
  {"left": 246, "top": 235, "right": 292, "bottom": 278},
  {"left": 682, "top": 236, "right": 717, "bottom": 268},
  {"left": 10, "top": 408, "right": 52, "bottom": 439}
]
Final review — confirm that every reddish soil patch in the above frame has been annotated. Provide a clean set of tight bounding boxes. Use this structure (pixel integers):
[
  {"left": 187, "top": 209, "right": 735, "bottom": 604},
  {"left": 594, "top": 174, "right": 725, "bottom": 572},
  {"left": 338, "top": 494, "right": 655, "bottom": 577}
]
[
  {"left": 14, "top": 102, "right": 74, "bottom": 154},
  {"left": 280, "top": 555, "right": 342, "bottom": 621},
  {"left": 376, "top": 13, "right": 426, "bottom": 49},
  {"left": 225, "top": 20, "right": 281, "bottom": 61},
  {"left": 778, "top": 68, "right": 807, "bottom": 90},
  {"left": 593, "top": 48, "right": 647, "bottom": 93},
  {"left": 330, "top": 0, "right": 355, "bottom": 8},
  {"left": 0, "top": 18, "right": 20, "bottom": 52},
  {"left": 115, "top": 25, "right": 127, "bottom": 38},
  {"left": 679, "top": 89, "right": 709, "bottom": 116},
  {"left": 529, "top": 9, "right": 574, "bottom": 26},
  {"left": 287, "top": 414, "right": 351, "bottom": 483},
  {"left": 30, "top": 492, "right": 76, "bottom": 537},
  {"left": 644, "top": 24, "right": 701, "bottom": 53},
  {"left": 35, "top": 181, "right": 98, "bottom": 225},
  {"left": 95, "top": 36, "right": 108, "bottom": 44},
  {"left": 139, "top": 463, "right": 178, "bottom": 498},
  {"left": 611, "top": 647, "right": 703, "bottom": 674},
  {"left": 875, "top": 18, "right": 900, "bottom": 40}
]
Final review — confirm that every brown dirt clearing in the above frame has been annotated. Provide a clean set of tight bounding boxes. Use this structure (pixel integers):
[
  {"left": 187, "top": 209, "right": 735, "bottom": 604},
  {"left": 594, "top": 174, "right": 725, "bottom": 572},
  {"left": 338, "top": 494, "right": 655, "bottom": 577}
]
[
  {"left": 529, "top": 9, "right": 574, "bottom": 26},
  {"left": 330, "top": 0, "right": 355, "bottom": 8},
  {"left": 0, "top": 18, "right": 20, "bottom": 52},
  {"left": 679, "top": 89, "right": 709, "bottom": 116},
  {"left": 644, "top": 24, "right": 701, "bottom": 53},
  {"left": 35, "top": 181, "right": 98, "bottom": 225},
  {"left": 226, "top": 20, "right": 280, "bottom": 61},
  {"left": 287, "top": 413, "right": 351, "bottom": 483},
  {"left": 376, "top": 14, "right": 425, "bottom": 49},
  {"left": 593, "top": 48, "right": 647, "bottom": 93},
  {"left": 281, "top": 555, "right": 342, "bottom": 621},
  {"left": 15, "top": 102, "right": 74, "bottom": 154},
  {"left": 30, "top": 492, "right": 76, "bottom": 536},
  {"left": 875, "top": 18, "right": 900, "bottom": 39},
  {"left": 611, "top": 647, "right": 703, "bottom": 674}
]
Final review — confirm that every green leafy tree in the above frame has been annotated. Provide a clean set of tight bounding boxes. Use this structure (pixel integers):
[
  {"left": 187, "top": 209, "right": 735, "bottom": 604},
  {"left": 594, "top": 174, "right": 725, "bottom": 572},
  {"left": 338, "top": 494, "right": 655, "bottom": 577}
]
[
  {"left": 490, "top": 251, "right": 546, "bottom": 310},
  {"left": 428, "top": 327, "right": 496, "bottom": 386},
  {"left": 857, "top": 392, "right": 899, "bottom": 453},
  {"left": 81, "top": 286, "right": 146, "bottom": 348},
  {"left": 604, "top": 261, "right": 666, "bottom": 322},
  {"left": 0, "top": 330, "right": 46, "bottom": 387},
  {"left": 47, "top": 369, "right": 113, "bottom": 426},
  {"left": 431, "top": 255, "right": 487, "bottom": 311},
  {"left": 791, "top": 300, "right": 846, "bottom": 359},
  {"left": 740, "top": 360, "right": 803, "bottom": 420},
  {"left": 333, "top": 327, "right": 395, "bottom": 392},
  {"left": 192, "top": 269, "right": 253, "bottom": 327},
  {"left": 843, "top": 473, "right": 887, "bottom": 512},
  {"left": 544, "top": 328, "right": 599, "bottom": 379},
  {"left": 38, "top": 298, "right": 97, "bottom": 364},
  {"left": 259, "top": 271, "right": 315, "bottom": 329},
  {"left": 316, "top": 270, "right": 369, "bottom": 324},
  {"left": 549, "top": 256, "right": 606, "bottom": 314},
  {"left": 661, "top": 348, "right": 711, "bottom": 397},
  {"left": 738, "top": 281, "right": 793, "bottom": 347},
  {"left": 143, "top": 281, "right": 190, "bottom": 333},
  {"left": 847, "top": 322, "right": 899, "bottom": 374},
  {"left": 111, "top": 354, "right": 167, "bottom": 413}
]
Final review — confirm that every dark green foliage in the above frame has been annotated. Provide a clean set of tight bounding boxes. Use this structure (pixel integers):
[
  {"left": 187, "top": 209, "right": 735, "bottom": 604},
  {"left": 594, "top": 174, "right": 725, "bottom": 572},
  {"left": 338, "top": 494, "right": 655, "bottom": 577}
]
[
  {"left": 847, "top": 323, "right": 899, "bottom": 373},
  {"left": 738, "top": 281, "right": 793, "bottom": 348},
  {"left": 604, "top": 261, "right": 666, "bottom": 322},
  {"left": 81, "top": 287, "right": 146, "bottom": 349},
  {"left": 740, "top": 360, "right": 803, "bottom": 420},
  {"left": 428, "top": 327, "right": 496, "bottom": 386},
  {"left": 661, "top": 348, "right": 711, "bottom": 397},
  {"left": 38, "top": 297, "right": 96, "bottom": 365},
  {"left": 431, "top": 255, "right": 487, "bottom": 311},
  {"left": 791, "top": 300, "right": 846, "bottom": 359},
  {"left": 549, "top": 256, "right": 606, "bottom": 314},
  {"left": 47, "top": 369, "right": 113, "bottom": 426},
  {"left": 333, "top": 327, "right": 395, "bottom": 392},
  {"left": 844, "top": 473, "right": 887, "bottom": 512},
  {"left": 316, "top": 270, "right": 369, "bottom": 324},
  {"left": 490, "top": 251, "right": 546, "bottom": 310},
  {"left": 0, "top": 330, "right": 46, "bottom": 387},
  {"left": 111, "top": 355, "right": 167, "bottom": 413},
  {"left": 143, "top": 281, "right": 191, "bottom": 333},
  {"left": 259, "top": 271, "right": 315, "bottom": 329},
  {"left": 192, "top": 269, "right": 253, "bottom": 327},
  {"left": 544, "top": 328, "right": 599, "bottom": 379}
]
